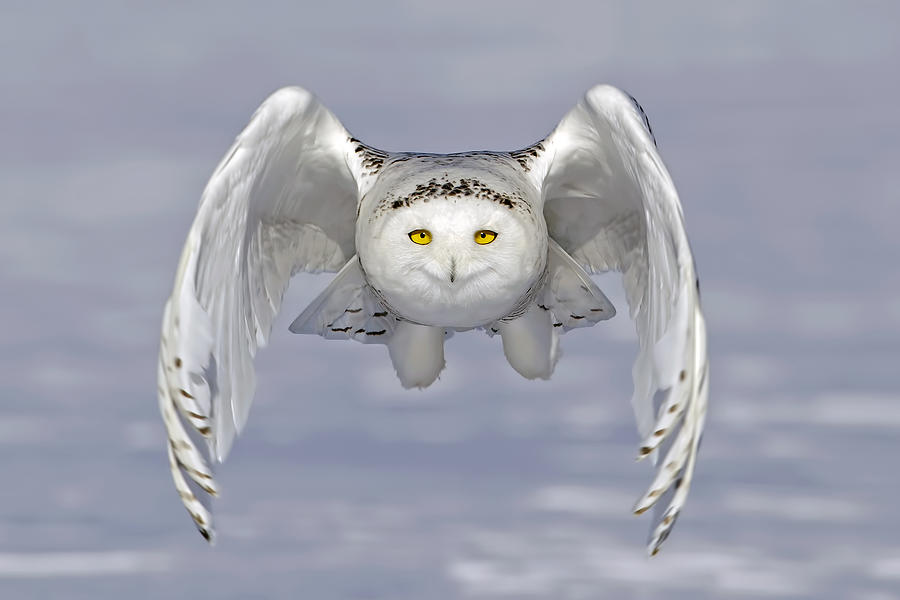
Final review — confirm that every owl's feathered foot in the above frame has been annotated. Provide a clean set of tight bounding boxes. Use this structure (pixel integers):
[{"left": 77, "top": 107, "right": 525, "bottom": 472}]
[
  {"left": 388, "top": 321, "right": 446, "bottom": 388},
  {"left": 498, "top": 303, "right": 559, "bottom": 379}
]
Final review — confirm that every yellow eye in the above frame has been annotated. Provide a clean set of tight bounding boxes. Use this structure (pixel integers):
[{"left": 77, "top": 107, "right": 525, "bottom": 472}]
[
  {"left": 408, "top": 229, "right": 432, "bottom": 245},
  {"left": 474, "top": 230, "right": 497, "bottom": 245}
]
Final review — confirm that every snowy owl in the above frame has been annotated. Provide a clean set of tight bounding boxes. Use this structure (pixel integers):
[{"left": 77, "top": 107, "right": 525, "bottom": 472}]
[{"left": 157, "top": 85, "right": 708, "bottom": 555}]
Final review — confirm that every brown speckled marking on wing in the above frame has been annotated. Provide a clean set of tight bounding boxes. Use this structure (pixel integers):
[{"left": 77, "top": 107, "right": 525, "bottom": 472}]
[
  {"left": 509, "top": 141, "right": 546, "bottom": 172},
  {"left": 349, "top": 137, "right": 389, "bottom": 175}
]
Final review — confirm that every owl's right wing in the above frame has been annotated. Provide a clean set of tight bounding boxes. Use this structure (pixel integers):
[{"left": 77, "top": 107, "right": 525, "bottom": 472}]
[{"left": 157, "top": 87, "right": 385, "bottom": 541}]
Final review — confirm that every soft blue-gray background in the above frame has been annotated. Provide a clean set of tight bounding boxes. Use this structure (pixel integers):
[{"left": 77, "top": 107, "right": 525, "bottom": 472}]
[{"left": 2, "top": 2, "right": 899, "bottom": 598}]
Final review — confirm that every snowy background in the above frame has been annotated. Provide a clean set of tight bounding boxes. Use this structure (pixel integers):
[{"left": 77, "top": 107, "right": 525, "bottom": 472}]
[{"left": 2, "top": 2, "right": 899, "bottom": 598}]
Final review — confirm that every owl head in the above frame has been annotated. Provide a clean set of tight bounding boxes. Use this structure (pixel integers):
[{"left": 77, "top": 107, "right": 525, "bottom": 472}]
[{"left": 357, "top": 157, "right": 548, "bottom": 328}]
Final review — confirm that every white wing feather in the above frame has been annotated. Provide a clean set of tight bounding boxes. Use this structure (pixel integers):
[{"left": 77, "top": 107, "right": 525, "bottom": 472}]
[
  {"left": 157, "top": 87, "right": 379, "bottom": 540},
  {"left": 526, "top": 85, "right": 709, "bottom": 554}
]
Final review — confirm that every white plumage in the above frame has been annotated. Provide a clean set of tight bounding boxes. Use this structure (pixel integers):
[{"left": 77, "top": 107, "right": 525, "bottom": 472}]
[{"left": 157, "top": 84, "right": 709, "bottom": 555}]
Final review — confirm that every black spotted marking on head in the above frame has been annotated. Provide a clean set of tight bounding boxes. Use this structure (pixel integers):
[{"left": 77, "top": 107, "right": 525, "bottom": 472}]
[
  {"left": 385, "top": 177, "right": 440, "bottom": 210},
  {"left": 382, "top": 176, "right": 523, "bottom": 212},
  {"left": 679, "top": 369, "right": 687, "bottom": 382},
  {"left": 466, "top": 177, "right": 520, "bottom": 208},
  {"left": 368, "top": 152, "right": 541, "bottom": 225}
]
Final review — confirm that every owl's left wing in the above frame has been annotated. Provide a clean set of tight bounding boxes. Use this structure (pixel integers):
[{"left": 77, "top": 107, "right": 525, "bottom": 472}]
[{"left": 516, "top": 85, "right": 709, "bottom": 555}]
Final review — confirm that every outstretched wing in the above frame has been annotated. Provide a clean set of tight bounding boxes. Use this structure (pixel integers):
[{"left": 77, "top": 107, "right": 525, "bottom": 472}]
[
  {"left": 518, "top": 85, "right": 709, "bottom": 555},
  {"left": 157, "top": 87, "right": 386, "bottom": 541}
]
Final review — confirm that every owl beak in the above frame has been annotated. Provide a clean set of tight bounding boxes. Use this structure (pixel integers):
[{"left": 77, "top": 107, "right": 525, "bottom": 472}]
[{"left": 449, "top": 257, "right": 457, "bottom": 284}]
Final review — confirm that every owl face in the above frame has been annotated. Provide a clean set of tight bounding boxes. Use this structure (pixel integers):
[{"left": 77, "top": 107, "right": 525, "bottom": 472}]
[{"left": 359, "top": 192, "right": 547, "bottom": 328}]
